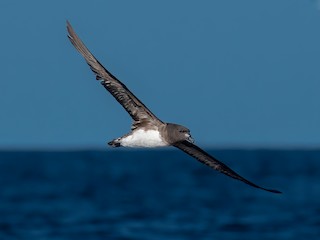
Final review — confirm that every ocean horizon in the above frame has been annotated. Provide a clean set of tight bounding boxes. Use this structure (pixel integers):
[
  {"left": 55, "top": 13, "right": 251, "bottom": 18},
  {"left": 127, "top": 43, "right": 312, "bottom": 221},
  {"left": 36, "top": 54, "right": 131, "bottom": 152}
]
[{"left": 0, "top": 148, "right": 319, "bottom": 239}]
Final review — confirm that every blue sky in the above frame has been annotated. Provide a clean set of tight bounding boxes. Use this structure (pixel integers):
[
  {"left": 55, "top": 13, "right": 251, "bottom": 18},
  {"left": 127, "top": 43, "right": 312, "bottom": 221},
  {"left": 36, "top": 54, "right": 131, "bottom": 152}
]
[{"left": 1, "top": 1, "right": 320, "bottom": 149}]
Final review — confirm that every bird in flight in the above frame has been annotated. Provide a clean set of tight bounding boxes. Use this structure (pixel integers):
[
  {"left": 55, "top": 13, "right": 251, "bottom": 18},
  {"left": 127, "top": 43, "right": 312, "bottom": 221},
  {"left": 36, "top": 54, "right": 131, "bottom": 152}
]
[{"left": 67, "top": 21, "right": 281, "bottom": 194}]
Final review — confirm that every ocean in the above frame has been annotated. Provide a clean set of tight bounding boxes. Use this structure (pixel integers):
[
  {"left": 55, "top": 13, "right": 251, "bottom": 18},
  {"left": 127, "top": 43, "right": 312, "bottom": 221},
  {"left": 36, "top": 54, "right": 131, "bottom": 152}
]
[{"left": 0, "top": 149, "right": 319, "bottom": 239}]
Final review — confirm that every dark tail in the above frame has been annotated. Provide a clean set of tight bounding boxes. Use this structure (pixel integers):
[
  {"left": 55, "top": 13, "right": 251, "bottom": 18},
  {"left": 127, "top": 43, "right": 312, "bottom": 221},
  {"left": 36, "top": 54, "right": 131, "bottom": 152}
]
[{"left": 108, "top": 139, "right": 121, "bottom": 147}]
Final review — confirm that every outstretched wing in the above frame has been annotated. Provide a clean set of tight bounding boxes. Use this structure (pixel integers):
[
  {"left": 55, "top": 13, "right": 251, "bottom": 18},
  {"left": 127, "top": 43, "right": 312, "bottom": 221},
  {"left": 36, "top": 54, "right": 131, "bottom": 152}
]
[
  {"left": 66, "top": 21, "right": 163, "bottom": 129},
  {"left": 174, "top": 140, "right": 281, "bottom": 194}
]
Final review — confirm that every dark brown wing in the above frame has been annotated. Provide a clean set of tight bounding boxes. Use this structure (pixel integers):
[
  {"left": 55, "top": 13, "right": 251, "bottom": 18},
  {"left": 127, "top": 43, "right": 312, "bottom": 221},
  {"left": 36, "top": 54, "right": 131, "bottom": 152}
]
[
  {"left": 66, "top": 21, "right": 163, "bottom": 129},
  {"left": 174, "top": 141, "right": 281, "bottom": 194}
]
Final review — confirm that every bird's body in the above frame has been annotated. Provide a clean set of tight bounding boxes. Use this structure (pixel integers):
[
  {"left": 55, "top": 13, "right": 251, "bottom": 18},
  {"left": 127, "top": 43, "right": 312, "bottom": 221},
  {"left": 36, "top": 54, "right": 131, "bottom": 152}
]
[
  {"left": 109, "top": 123, "right": 192, "bottom": 148},
  {"left": 67, "top": 21, "right": 281, "bottom": 194},
  {"left": 111, "top": 128, "right": 168, "bottom": 148}
]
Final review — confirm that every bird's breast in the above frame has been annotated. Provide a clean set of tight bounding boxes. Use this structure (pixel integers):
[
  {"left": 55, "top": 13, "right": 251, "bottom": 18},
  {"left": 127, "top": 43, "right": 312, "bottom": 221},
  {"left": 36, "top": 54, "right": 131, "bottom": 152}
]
[{"left": 120, "top": 129, "right": 168, "bottom": 148}]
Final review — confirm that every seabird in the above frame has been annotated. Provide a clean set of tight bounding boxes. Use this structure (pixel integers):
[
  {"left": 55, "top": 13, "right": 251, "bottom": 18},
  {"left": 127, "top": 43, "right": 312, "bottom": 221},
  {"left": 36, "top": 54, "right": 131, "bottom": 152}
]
[{"left": 67, "top": 21, "right": 281, "bottom": 194}]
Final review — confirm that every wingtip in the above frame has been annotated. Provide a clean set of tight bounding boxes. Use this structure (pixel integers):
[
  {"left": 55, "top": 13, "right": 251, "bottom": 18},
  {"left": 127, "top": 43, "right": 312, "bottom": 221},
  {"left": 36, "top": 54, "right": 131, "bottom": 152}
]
[
  {"left": 66, "top": 20, "right": 72, "bottom": 32},
  {"left": 262, "top": 187, "right": 282, "bottom": 194},
  {"left": 269, "top": 189, "right": 282, "bottom": 194},
  {"left": 250, "top": 183, "right": 282, "bottom": 194},
  {"left": 66, "top": 20, "right": 74, "bottom": 41}
]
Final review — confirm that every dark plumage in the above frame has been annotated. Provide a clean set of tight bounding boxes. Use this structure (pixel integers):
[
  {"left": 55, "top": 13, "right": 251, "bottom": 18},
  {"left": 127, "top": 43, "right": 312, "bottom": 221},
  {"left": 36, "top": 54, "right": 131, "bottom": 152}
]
[{"left": 67, "top": 21, "right": 281, "bottom": 194}]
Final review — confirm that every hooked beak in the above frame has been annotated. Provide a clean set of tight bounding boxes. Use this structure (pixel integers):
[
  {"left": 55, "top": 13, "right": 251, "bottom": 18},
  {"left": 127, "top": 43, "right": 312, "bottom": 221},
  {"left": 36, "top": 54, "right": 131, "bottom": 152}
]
[{"left": 186, "top": 134, "right": 194, "bottom": 143}]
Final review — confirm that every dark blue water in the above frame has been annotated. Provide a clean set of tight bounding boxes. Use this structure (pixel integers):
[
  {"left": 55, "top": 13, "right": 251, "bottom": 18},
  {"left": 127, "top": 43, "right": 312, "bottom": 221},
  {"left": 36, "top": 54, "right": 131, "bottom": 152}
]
[{"left": 0, "top": 149, "right": 319, "bottom": 239}]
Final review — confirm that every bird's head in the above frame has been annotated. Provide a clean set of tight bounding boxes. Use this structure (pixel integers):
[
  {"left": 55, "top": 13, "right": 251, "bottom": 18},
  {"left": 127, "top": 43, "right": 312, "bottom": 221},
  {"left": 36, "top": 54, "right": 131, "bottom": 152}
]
[{"left": 164, "top": 123, "right": 194, "bottom": 144}]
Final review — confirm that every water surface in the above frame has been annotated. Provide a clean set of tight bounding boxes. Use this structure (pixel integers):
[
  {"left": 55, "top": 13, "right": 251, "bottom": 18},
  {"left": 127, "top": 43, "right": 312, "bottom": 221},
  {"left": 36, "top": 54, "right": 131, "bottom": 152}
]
[{"left": 0, "top": 149, "right": 319, "bottom": 239}]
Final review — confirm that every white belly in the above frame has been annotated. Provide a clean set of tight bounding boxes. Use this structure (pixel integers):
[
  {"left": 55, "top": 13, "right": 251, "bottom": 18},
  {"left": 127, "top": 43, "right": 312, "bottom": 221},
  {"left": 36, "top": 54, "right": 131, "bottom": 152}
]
[{"left": 120, "top": 129, "right": 168, "bottom": 148}]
